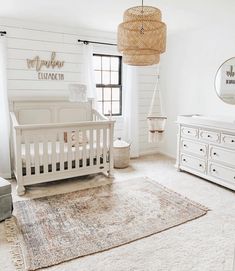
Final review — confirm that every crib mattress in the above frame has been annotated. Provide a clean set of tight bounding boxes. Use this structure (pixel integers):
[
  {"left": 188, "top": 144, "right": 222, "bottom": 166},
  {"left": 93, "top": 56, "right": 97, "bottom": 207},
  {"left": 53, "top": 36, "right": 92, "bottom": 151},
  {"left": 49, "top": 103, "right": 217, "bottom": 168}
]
[{"left": 21, "top": 142, "right": 104, "bottom": 167}]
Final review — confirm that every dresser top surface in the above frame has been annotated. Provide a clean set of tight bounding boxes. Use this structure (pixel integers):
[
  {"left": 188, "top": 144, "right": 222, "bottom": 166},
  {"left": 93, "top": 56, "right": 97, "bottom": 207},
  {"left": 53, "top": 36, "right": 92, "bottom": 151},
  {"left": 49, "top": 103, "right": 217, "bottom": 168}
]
[{"left": 177, "top": 114, "right": 235, "bottom": 131}]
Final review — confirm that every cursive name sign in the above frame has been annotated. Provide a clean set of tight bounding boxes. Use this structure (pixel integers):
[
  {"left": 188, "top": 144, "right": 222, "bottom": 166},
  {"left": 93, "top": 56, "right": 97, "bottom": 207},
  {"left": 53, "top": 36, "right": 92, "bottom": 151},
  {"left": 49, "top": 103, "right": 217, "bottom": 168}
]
[{"left": 26, "top": 52, "right": 65, "bottom": 81}]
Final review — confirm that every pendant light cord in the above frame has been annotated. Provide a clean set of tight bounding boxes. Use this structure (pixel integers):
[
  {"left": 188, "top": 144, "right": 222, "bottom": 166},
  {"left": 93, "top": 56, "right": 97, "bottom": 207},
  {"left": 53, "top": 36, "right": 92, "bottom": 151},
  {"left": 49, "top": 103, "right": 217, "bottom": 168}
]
[{"left": 140, "top": 0, "right": 144, "bottom": 34}]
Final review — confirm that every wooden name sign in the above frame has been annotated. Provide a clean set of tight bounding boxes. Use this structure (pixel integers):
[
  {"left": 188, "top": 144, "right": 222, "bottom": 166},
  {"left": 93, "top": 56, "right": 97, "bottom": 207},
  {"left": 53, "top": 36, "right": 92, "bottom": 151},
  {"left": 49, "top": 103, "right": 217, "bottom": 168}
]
[{"left": 26, "top": 52, "right": 65, "bottom": 81}]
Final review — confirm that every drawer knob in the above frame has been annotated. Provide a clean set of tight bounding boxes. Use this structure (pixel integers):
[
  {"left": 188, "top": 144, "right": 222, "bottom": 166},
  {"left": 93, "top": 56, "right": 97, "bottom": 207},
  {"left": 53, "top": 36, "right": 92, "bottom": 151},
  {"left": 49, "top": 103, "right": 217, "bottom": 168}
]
[
  {"left": 231, "top": 140, "right": 234, "bottom": 143},
  {"left": 212, "top": 169, "right": 216, "bottom": 172},
  {"left": 183, "top": 159, "right": 186, "bottom": 162},
  {"left": 213, "top": 152, "right": 217, "bottom": 155},
  {"left": 208, "top": 135, "right": 211, "bottom": 138},
  {"left": 187, "top": 131, "right": 190, "bottom": 134},
  {"left": 183, "top": 144, "right": 187, "bottom": 147},
  {"left": 199, "top": 164, "right": 202, "bottom": 167},
  {"left": 200, "top": 148, "right": 203, "bottom": 152}
]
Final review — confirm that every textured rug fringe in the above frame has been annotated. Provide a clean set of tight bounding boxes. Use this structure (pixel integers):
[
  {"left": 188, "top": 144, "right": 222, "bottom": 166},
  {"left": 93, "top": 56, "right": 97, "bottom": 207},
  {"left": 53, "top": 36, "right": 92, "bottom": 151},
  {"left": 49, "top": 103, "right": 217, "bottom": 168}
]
[{"left": 5, "top": 217, "right": 25, "bottom": 271}]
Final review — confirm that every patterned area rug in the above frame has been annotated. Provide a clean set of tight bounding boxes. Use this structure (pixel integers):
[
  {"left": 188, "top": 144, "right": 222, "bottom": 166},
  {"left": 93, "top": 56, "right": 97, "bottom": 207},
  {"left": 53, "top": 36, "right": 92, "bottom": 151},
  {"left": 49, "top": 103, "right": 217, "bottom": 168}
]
[{"left": 5, "top": 177, "right": 208, "bottom": 271}]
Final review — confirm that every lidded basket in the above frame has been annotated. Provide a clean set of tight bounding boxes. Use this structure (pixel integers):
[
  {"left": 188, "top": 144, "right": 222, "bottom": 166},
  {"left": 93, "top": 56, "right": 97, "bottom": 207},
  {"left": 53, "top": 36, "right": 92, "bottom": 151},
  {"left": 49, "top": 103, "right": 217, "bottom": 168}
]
[{"left": 113, "top": 138, "right": 130, "bottom": 169}]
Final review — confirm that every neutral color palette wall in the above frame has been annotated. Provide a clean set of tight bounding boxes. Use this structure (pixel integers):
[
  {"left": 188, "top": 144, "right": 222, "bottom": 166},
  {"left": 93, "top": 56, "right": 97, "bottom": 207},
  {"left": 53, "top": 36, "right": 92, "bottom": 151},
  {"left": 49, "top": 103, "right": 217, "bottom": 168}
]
[
  {"left": 160, "top": 22, "right": 235, "bottom": 158},
  {"left": 0, "top": 18, "right": 160, "bottom": 155}
]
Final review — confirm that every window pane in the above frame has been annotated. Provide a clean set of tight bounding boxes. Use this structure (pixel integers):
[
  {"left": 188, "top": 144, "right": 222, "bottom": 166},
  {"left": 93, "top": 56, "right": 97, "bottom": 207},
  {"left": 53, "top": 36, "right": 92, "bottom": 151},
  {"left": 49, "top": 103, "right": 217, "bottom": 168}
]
[
  {"left": 93, "top": 54, "right": 122, "bottom": 116},
  {"left": 112, "top": 101, "right": 120, "bottom": 114},
  {"left": 111, "top": 71, "right": 119, "bottom": 84},
  {"left": 102, "top": 71, "right": 110, "bottom": 84},
  {"left": 104, "top": 101, "right": 111, "bottom": 115},
  {"left": 111, "top": 57, "right": 119, "bottom": 71},
  {"left": 95, "top": 71, "right": 101, "bottom": 84},
  {"left": 104, "top": 88, "right": 111, "bottom": 101},
  {"left": 97, "top": 101, "right": 103, "bottom": 113},
  {"left": 97, "top": 87, "right": 103, "bottom": 101},
  {"left": 94, "top": 56, "right": 101, "bottom": 70},
  {"left": 102, "top": 56, "right": 110, "bottom": 70},
  {"left": 112, "top": 88, "right": 120, "bottom": 101}
]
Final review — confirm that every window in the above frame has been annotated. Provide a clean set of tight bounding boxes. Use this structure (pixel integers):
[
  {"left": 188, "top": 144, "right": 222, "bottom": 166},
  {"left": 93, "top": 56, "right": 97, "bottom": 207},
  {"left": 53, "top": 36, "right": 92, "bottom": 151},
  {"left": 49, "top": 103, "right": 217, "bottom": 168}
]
[{"left": 93, "top": 54, "right": 122, "bottom": 116}]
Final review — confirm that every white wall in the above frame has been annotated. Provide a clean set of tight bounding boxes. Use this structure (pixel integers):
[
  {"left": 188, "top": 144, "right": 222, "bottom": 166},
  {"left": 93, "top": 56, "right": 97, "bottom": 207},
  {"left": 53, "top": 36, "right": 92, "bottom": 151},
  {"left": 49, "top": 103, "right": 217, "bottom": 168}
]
[
  {"left": 0, "top": 18, "right": 116, "bottom": 98},
  {"left": 138, "top": 65, "right": 160, "bottom": 155},
  {"left": 1, "top": 18, "right": 160, "bottom": 156},
  {"left": 160, "top": 22, "right": 235, "bottom": 158}
]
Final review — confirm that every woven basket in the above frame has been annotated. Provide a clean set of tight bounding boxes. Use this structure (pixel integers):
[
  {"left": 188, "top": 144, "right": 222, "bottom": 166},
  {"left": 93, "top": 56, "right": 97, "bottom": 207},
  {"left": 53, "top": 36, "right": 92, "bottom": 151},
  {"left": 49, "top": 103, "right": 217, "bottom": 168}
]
[{"left": 113, "top": 139, "right": 130, "bottom": 169}]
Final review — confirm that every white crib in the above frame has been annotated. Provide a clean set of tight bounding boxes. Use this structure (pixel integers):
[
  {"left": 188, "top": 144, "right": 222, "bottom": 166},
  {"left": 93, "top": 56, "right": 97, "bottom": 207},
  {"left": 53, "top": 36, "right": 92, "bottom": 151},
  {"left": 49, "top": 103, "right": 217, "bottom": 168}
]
[{"left": 10, "top": 98, "right": 115, "bottom": 195}]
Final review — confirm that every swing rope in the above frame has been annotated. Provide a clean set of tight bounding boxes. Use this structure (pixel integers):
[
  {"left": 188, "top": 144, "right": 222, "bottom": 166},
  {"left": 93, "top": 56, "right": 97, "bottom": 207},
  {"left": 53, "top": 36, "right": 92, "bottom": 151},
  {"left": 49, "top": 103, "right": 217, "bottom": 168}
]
[{"left": 147, "top": 71, "right": 167, "bottom": 143}]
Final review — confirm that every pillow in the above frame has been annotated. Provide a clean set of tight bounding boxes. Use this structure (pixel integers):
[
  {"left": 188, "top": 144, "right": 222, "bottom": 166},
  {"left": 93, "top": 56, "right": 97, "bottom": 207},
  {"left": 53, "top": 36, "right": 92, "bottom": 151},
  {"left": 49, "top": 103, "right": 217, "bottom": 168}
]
[{"left": 64, "top": 131, "right": 88, "bottom": 147}]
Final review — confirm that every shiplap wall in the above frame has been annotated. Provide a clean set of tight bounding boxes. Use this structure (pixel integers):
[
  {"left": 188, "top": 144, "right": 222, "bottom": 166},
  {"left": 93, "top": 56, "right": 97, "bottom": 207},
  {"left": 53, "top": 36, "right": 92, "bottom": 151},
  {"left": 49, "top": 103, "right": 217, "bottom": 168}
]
[
  {"left": 1, "top": 18, "right": 160, "bottom": 155},
  {"left": 2, "top": 18, "right": 108, "bottom": 98}
]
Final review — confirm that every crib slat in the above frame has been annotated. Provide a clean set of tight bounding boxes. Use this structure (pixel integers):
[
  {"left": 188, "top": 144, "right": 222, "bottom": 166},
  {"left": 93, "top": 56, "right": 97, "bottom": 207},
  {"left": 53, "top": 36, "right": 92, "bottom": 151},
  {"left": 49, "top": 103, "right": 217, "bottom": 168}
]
[
  {"left": 43, "top": 136, "right": 48, "bottom": 174},
  {"left": 34, "top": 138, "right": 40, "bottom": 176},
  {"left": 59, "top": 132, "right": 65, "bottom": 171},
  {"left": 74, "top": 130, "right": 80, "bottom": 169},
  {"left": 108, "top": 123, "right": 114, "bottom": 176},
  {"left": 67, "top": 130, "right": 72, "bottom": 170},
  {"left": 96, "top": 128, "right": 101, "bottom": 166},
  {"left": 103, "top": 127, "right": 107, "bottom": 166},
  {"left": 24, "top": 136, "right": 31, "bottom": 176},
  {"left": 89, "top": 128, "right": 94, "bottom": 166},
  {"left": 16, "top": 130, "right": 23, "bottom": 182},
  {"left": 51, "top": 134, "right": 57, "bottom": 173},
  {"left": 82, "top": 128, "right": 87, "bottom": 168}
]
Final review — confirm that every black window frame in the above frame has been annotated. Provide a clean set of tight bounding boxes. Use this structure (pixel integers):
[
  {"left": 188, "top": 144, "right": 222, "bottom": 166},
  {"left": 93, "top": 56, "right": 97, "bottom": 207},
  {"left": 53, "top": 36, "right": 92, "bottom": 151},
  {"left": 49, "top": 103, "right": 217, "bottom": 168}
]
[{"left": 93, "top": 53, "right": 122, "bottom": 116}]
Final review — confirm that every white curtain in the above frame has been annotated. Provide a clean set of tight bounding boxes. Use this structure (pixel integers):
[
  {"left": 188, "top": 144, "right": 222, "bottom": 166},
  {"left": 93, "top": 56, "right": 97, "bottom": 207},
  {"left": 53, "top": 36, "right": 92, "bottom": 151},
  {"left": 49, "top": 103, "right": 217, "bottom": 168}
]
[
  {"left": 0, "top": 35, "right": 11, "bottom": 178},
  {"left": 82, "top": 43, "right": 97, "bottom": 107},
  {"left": 123, "top": 64, "right": 139, "bottom": 158}
]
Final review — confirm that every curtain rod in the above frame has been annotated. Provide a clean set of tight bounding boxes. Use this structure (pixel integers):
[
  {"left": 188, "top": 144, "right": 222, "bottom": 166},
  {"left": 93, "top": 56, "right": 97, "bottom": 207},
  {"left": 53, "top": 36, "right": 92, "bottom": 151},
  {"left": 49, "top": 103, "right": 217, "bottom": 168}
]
[
  {"left": 78, "top": 39, "right": 117, "bottom": 46},
  {"left": 0, "top": 31, "right": 7, "bottom": 36}
]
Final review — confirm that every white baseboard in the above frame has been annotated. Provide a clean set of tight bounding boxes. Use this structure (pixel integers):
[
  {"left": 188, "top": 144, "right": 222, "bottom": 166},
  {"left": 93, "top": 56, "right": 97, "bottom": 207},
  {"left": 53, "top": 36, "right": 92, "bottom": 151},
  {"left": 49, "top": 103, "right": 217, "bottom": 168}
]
[
  {"left": 0, "top": 173, "right": 12, "bottom": 179},
  {"left": 157, "top": 150, "right": 176, "bottom": 159},
  {"left": 139, "top": 149, "right": 159, "bottom": 157},
  {"left": 131, "top": 149, "right": 176, "bottom": 159}
]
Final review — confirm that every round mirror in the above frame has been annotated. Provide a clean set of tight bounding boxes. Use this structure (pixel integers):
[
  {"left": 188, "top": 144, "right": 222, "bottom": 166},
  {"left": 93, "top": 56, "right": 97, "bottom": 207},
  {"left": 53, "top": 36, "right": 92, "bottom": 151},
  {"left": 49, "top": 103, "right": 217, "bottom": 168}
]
[{"left": 215, "top": 57, "right": 235, "bottom": 104}]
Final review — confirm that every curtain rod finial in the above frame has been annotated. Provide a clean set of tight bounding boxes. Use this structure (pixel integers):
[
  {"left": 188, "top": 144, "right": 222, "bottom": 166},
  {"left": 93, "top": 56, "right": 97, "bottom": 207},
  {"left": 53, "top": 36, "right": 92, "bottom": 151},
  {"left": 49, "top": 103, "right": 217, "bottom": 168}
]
[{"left": 78, "top": 39, "right": 89, "bottom": 45}]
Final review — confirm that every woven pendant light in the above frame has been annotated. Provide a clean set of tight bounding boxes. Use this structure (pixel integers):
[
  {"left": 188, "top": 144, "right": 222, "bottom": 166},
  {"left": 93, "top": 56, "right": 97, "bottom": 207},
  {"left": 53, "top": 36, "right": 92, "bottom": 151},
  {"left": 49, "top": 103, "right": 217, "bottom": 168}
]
[
  {"left": 117, "top": 2, "right": 166, "bottom": 66},
  {"left": 123, "top": 54, "right": 160, "bottom": 66}
]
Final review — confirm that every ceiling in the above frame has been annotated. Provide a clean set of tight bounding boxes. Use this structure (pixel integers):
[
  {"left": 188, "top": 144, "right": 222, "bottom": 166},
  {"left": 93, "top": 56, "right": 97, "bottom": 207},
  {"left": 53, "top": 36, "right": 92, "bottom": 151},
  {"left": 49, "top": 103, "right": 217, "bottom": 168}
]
[{"left": 0, "top": 0, "right": 234, "bottom": 33}]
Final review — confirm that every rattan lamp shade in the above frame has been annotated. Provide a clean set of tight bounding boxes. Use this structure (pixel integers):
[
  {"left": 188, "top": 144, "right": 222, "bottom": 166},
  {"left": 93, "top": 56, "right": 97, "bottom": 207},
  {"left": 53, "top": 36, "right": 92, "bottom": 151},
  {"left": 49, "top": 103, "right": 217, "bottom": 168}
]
[
  {"left": 117, "top": 5, "right": 166, "bottom": 66},
  {"left": 123, "top": 54, "right": 160, "bottom": 66}
]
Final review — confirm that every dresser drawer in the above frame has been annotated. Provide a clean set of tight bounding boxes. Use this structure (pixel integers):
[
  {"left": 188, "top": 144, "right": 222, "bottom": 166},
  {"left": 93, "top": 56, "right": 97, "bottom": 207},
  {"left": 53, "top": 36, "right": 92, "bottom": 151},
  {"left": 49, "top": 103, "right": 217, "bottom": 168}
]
[
  {"left": 181, "top": 154, "right": 206, "bottom": 173},
  {"left": 181, "top": 126, "right": 198, "bottom": 138},
  {"left": 199, "top": 130, "right": 220, "bottom": 143},
  {"left": 221, "top": 133, "right": 235, "bottom": 148},
  {"left": 209, "top": 163, "right": 235, "bottom": 184},
  {"left": 181, "top": 139, "right": 207, "bottom": 157},
  {"left": 209, "top": 146, "right": 235, "bottom": 167}
]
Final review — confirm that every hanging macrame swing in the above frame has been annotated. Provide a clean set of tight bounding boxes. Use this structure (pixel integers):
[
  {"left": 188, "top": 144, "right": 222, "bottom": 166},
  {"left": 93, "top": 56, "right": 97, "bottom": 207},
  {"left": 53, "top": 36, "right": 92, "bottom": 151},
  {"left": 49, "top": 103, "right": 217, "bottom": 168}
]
[{"left": 147, "top": 75, "right": 167, "bottom": 143}]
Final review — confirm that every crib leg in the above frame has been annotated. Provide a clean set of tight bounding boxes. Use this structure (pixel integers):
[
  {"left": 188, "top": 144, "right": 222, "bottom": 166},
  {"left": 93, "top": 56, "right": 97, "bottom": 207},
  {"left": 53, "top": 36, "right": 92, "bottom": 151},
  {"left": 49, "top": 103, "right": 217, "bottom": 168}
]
[
  {"left": 108, "top": 169, "right": 114, "bottom": 178},
  {"left": 16, "top": 184, "right": 26, "bottom": 196}
]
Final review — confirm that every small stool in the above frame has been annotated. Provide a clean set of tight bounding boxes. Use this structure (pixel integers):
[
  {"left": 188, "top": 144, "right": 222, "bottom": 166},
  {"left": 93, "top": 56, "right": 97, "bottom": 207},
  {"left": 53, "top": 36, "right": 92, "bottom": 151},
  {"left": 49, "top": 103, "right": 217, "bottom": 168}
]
[{"left": 0, "top": 178, "right": 13, "bottom": 222}]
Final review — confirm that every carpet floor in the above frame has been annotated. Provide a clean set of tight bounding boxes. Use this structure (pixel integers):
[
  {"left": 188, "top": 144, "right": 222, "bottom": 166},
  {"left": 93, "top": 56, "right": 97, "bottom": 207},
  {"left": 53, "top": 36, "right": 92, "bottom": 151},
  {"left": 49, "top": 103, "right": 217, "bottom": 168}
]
[{"left": 0, "top": 154, "right": 235, "bottom": 271}]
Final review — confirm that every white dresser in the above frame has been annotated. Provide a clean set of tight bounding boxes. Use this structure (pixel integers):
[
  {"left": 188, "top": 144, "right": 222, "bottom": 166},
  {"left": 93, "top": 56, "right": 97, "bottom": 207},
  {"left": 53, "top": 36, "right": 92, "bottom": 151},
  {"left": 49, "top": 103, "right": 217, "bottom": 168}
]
[{"left": 176, "top": 115, "right": 235, "bottom": 191}]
